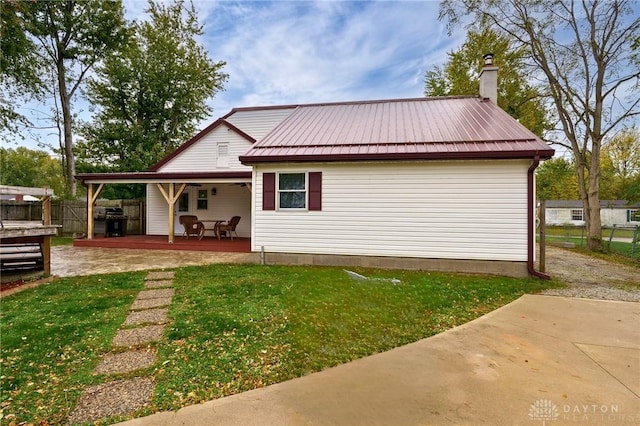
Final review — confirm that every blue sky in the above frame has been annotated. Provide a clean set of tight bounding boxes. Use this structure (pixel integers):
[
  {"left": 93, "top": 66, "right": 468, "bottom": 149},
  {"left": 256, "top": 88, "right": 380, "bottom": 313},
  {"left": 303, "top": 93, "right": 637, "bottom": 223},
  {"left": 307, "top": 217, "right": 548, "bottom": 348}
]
[{"left": 9, "top": 0, "right": 466, "bottom": 152}]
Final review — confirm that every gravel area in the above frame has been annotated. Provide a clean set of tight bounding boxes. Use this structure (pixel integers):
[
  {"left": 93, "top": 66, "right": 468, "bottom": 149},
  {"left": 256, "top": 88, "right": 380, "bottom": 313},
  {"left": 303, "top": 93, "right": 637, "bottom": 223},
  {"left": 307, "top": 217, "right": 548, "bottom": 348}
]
[
  {"left": 94, "top": 349, "right": 157, "bottom": 375},
  {"left": 113, "top": 325, "right": 166, "bottom": 347},
  {"left": 68, "top": 377, "right": 155, "bottom": 424},
  {"left": 124, "top": 308, "right": 169, "bottom": 326},
  {"left": 541, "top": 246, "right": 640, "bottom": 302}
]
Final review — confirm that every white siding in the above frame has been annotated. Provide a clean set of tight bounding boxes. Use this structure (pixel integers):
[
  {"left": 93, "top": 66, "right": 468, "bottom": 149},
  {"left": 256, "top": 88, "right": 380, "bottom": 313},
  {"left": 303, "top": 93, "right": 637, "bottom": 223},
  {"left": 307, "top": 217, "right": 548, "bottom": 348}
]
[
  {"left": 547, "top": 207, "right": 634, "bottom": 227},
  {"left": 252, "top": 160, "right": 530, "bottom": 262},
  {"left": 158, "top": 126, "right": 253, "bottom": 172},
  {"left": 225, "top": 108, "right": 295, "bottom": 140},
  {"left": 546, "top": 209, "right": 584, "bottom": 226},
  {"left": 146, "top": 185, "right": 168, "bottom": 235},
  {"left": 146, "top": 183, "right": 251, "bottom": 237}
]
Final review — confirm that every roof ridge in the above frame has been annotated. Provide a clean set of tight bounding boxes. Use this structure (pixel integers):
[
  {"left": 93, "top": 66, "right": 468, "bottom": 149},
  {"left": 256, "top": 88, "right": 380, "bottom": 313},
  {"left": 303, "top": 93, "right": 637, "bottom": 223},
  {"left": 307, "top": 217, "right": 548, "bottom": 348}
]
[{"left": 223, "top": 96, "right": 481, "bottom": 116}]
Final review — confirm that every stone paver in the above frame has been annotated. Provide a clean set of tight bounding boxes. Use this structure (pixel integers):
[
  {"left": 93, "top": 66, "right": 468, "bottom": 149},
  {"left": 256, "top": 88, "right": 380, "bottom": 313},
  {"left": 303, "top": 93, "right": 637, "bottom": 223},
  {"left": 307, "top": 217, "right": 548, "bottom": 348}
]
[
  {"left": 94, "top": 349, "right": 157, "bottom": 375},
  {"left": 124, "top": 308, "right": 169, "bottom": 326},
  {"left": 137, "top": 288, "right": 175, "bottom": 300},
  {"left": 51, "top": 247, "right": 258, "bottom": 278},
  {"left": 68, "top": 377, "right": 155, "bottom": 424},
  {"left": 144, "top": 280, "right": 174, "bottom": 289},
  {"left": 131, "top": 297, "right": 172, "bottom": 310},
  {"left": 67, "top": 270, "right": 176, "bottom": 424},
  {"left": 113, "top": 325, "right": 165, "bottom": 347},
  {"left": 145, "top": 271, "right": 175, "bottom": 280}
]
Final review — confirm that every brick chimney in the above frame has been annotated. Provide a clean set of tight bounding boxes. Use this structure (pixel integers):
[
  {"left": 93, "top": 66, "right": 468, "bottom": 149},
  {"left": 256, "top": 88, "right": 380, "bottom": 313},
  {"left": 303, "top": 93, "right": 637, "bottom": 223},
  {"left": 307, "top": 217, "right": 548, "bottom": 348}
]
[{"left": 479, "top": 53, "right": 498, "bottom": 103}]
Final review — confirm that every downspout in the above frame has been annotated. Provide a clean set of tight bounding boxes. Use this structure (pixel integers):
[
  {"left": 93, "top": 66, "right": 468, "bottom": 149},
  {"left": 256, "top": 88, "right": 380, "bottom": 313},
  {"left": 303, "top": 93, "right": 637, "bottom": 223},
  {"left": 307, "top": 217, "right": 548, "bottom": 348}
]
[{"left": 528, "top": 156, "right": 551, "bottom": 279}]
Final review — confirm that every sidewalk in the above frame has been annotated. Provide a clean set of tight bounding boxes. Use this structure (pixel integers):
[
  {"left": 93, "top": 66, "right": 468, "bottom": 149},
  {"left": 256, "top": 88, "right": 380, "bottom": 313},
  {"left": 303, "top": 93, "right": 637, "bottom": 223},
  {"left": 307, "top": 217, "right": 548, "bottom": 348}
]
[{"left": 120, "top": 295, "right": 640, "bottom": 425}]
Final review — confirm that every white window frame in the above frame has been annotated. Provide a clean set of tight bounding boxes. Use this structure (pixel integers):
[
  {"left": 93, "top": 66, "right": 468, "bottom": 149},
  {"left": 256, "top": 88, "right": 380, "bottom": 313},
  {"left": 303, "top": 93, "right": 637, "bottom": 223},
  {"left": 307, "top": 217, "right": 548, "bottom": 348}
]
[
  {"left": 217, "top": 142, "right": 229, "bottom": 168},
  {"left": 196, "top": 189, "right": 208, "bottom": 210},
  {"left": 570, "top": 209, "right": 584, "bottom": 221},
  {"left": 277, "top": 172, "right": 307, "bottom": 210}
]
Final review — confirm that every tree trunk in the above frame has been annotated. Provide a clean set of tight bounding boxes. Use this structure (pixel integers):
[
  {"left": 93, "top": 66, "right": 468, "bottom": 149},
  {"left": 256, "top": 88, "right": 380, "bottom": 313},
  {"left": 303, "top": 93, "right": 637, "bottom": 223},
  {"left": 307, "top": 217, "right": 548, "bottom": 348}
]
[
  {"left": 586, "top": 146, "right": 603, "bottom": 251},
  {"left": 56, "top": 54, "right": 76, "bottom": 197}
]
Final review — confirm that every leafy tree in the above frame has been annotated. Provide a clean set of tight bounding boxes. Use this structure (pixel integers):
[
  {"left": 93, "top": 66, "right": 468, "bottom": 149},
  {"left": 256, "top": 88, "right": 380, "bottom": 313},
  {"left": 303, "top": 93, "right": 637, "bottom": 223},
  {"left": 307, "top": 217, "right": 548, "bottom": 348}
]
[
  {"left": 601, "top": 128, "right": 640, "bottom": 201},
  {"left": 79, "top": 0, "right": 228, "bottom": 173},
  {"left": 440, "top": 0, "right": 640, "bottom": 251},
  {"left": 0, "top": 147, "right": 66, "bottom": 197},
  {"left": 536, "top": 157, "right": 579, "bottom": 201},
  {"left": 425, "top": 28, "right": 549, "bottom": 137},
  {"left": 0, "top": 0, "right": 44, "bottom": 134},
  {"left": 9, "top": 1, "right": 128, "bottom": 197},
  {"left": 604, "top": 128, "right": 640, "bottom": 182}
]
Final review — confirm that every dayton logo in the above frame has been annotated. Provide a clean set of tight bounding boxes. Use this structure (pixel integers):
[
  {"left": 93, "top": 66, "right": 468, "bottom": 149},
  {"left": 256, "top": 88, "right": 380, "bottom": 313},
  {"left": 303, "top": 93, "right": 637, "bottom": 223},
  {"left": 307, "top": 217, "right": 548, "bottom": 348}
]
[{"left": 529, "top": 399, "right": 559, "bottom": 425}]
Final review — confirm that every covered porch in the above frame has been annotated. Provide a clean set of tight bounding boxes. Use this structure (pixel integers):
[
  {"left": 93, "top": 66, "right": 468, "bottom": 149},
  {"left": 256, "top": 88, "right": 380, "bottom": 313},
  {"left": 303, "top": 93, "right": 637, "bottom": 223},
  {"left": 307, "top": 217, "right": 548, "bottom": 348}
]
[{"left": 74, "top": 171, "right": 252, "bottom": 245}]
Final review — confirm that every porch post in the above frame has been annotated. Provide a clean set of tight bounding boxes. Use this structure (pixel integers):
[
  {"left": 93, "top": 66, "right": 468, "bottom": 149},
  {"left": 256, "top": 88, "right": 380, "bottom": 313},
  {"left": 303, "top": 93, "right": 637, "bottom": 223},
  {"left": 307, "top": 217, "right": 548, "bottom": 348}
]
[
  {"left": 168, "top": 183, "right": 175, "bottom": 243},
  {"left": 42, "top": 193, "right": 52, "bottom": 274},
  {"left": 86, "top": 183, "right": 105, "bottom": 240},
  {"left": 156, "top": 183, "right": 188, "bottom": 244}
]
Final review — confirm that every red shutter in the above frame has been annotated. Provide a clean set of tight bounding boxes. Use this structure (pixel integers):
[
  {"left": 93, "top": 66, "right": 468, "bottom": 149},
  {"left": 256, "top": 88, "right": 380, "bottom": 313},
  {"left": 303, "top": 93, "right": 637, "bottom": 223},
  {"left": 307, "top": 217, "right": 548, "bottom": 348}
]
[
  {"left": 308, "top": 172, "right": 322, "bottom": 211},
  {"left": 263, "top": 173, "right": 275, "bottom": 210}
]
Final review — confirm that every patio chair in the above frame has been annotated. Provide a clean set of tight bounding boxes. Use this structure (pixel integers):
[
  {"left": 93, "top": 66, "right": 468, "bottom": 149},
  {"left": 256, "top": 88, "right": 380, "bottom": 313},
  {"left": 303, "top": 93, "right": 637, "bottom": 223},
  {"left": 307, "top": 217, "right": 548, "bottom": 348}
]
[
  {"left": 179, "top": 215, "right": 203, "bottom": 239},
  {"left": 216, "top": 216, "right": 241, "bottom": 240}
]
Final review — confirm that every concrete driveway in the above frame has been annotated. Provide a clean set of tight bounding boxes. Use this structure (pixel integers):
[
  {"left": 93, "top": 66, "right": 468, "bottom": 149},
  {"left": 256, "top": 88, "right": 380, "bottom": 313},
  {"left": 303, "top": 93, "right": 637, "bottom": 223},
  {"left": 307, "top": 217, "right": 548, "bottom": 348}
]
[{"left": 119, "top": 294, "right": 640, "bottom": 426}]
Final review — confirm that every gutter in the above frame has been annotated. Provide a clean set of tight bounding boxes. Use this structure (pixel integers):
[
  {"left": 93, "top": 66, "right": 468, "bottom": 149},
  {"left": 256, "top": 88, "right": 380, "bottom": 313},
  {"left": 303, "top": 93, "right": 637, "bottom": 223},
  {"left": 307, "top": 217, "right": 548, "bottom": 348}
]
[{"left": 528, "top": 155, "right": 551, "bottom": 279}]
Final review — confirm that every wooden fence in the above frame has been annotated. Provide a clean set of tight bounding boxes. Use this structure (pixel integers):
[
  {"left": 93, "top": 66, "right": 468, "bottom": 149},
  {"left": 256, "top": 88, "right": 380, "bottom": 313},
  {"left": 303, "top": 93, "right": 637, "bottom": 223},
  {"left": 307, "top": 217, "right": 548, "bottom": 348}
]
[{"left": 1, "top": 199, "right": 146, "bottom": 236}]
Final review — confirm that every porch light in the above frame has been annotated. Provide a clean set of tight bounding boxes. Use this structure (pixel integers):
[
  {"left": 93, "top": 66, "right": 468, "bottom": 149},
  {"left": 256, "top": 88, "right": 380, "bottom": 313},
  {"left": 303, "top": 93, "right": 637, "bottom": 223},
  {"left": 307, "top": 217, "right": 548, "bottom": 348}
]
[
  {"left": 483, "top": 53, "right": 494, "bottom": 66},
  {"left": 211, "top": 188, "right": 217, "bottom": 196}
]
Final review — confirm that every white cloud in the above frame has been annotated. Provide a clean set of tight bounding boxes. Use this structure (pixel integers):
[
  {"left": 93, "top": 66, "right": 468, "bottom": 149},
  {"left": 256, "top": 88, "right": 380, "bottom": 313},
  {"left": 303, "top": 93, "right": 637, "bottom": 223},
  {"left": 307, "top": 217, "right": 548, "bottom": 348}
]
[
  {"left": 202, "top": 0, "right": 464, "bottom": 117},
  {"left": 8, "top": 0, "right": 466, "bottom": 150}
]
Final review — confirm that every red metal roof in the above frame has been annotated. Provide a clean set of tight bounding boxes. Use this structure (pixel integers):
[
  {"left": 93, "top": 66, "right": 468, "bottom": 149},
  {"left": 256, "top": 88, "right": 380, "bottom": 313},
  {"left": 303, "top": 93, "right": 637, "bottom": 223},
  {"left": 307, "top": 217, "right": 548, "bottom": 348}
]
[
  {"left": 240, "top": 97, "right": 554, "bottom": 164},
  {"left": 75, "top": 171, "right": 252, "bottom": 183}
]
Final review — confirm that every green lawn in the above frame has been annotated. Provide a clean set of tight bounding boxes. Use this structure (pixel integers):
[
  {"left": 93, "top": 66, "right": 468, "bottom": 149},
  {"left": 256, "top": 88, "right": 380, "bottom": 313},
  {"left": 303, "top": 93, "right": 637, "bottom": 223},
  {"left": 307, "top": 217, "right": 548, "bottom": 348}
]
[
  {"left": 1, "top": 265, "right": 560, "bottom": 424},
  {"left": 544, "top": 225, "right": 637, "bottom": 239},
  {"left": 544, "top": 235, "right": 639, "bottom": 261},
  {"left": 51, "top": 236, "right": 73, "bottom": 246}
]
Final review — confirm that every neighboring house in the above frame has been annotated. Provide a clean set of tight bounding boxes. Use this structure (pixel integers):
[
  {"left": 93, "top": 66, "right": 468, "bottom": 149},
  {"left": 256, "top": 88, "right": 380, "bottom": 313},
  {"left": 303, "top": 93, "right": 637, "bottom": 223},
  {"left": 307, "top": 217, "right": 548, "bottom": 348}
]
[
  {"left": 545, "top": 200, "right": 640, "bottom": 227},
  {"left": 75, "top": 59, "right": 554, "bottom": 278}
]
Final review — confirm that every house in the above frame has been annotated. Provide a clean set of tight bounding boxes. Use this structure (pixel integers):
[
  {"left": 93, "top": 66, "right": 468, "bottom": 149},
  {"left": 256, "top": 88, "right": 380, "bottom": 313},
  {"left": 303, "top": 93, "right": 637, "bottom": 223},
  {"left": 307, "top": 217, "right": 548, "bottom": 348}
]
[
  {"left": 545, "top": 200, "right": 640, "bottom": 227},
  {"left": 75, "top": 57, "right": 554, "bottom": 278}
]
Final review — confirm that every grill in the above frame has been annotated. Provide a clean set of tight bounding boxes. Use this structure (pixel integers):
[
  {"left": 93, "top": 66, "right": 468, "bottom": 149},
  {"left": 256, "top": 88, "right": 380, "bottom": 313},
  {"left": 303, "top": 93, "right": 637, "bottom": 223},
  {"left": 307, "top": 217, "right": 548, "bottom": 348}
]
[{"left": 94, "top": 207, "right": 128, "bottom": 237}]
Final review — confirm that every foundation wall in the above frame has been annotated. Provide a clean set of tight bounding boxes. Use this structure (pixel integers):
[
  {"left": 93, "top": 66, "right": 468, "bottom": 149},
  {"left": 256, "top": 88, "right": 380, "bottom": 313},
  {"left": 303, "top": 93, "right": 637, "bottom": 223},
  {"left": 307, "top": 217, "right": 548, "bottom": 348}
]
[{"left": 262, "top": 252, "right": 530, "bottom": 278}]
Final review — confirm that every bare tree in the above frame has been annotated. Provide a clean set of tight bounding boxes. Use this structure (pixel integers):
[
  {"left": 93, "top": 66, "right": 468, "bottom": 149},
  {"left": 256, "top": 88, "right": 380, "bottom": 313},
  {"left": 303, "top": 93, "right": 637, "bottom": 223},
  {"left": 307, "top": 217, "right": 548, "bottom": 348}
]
[{"left": 441, "top": 0, "right": 640, "bottom": 251}]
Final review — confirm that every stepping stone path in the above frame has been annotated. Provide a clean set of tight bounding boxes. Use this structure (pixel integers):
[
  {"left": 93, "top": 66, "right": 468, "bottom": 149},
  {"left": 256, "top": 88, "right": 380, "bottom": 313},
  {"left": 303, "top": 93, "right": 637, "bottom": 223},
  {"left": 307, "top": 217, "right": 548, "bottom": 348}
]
[{"left": 68, "top": 271, "right": 176, "bottom": 424}]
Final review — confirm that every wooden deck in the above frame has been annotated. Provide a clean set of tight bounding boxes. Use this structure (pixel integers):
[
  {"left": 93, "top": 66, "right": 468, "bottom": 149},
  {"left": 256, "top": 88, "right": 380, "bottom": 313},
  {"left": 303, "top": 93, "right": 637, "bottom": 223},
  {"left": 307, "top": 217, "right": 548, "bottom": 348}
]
[{"left": 73, "top": 234, "right": 252, "bottom": 253}]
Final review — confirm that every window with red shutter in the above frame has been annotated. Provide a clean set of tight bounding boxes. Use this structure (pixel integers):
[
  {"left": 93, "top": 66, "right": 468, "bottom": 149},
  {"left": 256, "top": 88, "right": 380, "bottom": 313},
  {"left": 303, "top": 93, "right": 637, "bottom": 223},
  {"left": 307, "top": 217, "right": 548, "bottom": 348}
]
[
  {"left": 308, "top": 172, "right": 322, "bottom": 211},
  {"left": 263, "top": 173, "right": 275, "bottom": 210}
]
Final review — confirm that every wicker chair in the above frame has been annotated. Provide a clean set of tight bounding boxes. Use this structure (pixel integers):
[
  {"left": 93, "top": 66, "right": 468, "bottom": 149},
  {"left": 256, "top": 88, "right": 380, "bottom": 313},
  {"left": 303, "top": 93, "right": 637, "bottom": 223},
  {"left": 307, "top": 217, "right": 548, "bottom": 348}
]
[
  {"left": 179, "top": 215, "right": 203, "bottom": 239},
  {"left": 216, "top": 216, "right": 241, "bottom": 240}
]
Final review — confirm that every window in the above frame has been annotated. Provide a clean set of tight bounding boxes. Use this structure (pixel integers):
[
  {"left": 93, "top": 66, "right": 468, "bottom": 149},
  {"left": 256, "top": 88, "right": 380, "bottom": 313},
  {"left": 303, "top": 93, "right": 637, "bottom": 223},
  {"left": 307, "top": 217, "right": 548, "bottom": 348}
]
[
  {"left": 217, "top": 143, "right": 229, "bottom": 167},
  {"left": 570, "top": 209, "right": 583, "bottom": 221},
  {"left": 178, "top": 192, "right": 189, "bottom": 212},
  {"left": 628, "top": 209, "right": 640, "bottom": 222},
  {"left": 197, "top": 189, "right": 208, "bottom": 210},
  {"left": 262, "top": 172, "right": 322, "bottom": 211},
  {"left": 278, "top": 173, "right": 306, "bottom": 209}
]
